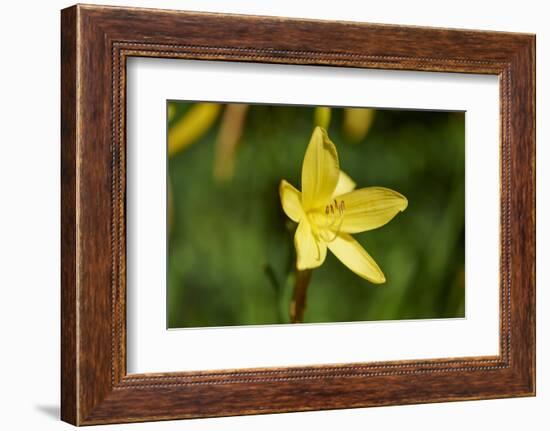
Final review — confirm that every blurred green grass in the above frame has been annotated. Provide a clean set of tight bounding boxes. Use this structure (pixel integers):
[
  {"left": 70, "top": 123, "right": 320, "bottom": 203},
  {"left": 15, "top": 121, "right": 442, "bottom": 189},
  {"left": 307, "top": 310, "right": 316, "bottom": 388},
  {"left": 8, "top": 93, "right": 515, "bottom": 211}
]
[{"left": 167, "top": 103, "right": 465, "bottom": 328}]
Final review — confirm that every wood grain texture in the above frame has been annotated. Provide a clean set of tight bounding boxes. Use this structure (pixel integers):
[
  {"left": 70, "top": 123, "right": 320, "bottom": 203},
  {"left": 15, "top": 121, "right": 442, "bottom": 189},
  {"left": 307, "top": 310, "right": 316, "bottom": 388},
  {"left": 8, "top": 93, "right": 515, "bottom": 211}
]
[
  {"left": 60, "top": 6, "right": 78, "bottom": 424},
  {"left": 60, "top": 4, "right": 536, "bottom": 425}
]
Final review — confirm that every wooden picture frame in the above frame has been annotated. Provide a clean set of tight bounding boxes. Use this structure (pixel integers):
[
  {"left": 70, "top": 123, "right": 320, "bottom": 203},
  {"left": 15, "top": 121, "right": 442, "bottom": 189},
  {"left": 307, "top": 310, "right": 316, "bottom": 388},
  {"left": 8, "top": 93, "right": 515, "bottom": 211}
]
[{"left": 61, "top": 4, "right": 535, "bottom": 425}]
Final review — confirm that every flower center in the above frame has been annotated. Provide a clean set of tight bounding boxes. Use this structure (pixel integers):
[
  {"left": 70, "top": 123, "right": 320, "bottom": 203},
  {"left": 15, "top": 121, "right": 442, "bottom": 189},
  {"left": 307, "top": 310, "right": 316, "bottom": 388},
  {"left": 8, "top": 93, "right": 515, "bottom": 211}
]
[{"left": 319, "top": 199, "right": 345, "bottom": 242}]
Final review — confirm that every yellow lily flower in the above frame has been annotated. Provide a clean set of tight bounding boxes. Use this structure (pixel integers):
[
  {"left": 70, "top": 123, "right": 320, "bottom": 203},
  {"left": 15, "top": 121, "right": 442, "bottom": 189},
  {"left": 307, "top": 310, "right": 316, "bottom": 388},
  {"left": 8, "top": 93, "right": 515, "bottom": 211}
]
[{"left": 279, "top": 127, "right": 407, "bottom": 283}]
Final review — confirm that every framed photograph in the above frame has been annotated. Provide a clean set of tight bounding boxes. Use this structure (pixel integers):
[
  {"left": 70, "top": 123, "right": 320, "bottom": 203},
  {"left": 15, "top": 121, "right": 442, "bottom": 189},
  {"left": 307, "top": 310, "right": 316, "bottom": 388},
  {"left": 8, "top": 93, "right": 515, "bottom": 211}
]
[{"left": 61, "top": 4, "right": 535, "bottom": 425}]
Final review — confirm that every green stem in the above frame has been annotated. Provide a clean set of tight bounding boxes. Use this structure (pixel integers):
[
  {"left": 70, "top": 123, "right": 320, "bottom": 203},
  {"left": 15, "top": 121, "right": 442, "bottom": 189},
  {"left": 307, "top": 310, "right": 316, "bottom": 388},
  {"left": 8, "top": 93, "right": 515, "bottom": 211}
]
[{"left": 289, "top": 269, "right": 312, "bottom": 323}]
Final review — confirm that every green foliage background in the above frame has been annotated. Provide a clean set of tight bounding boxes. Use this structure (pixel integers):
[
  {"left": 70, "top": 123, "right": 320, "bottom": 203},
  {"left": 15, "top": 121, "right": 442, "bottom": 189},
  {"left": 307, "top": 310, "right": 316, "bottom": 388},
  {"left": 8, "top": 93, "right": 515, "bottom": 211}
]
[{"left": 168, "top": 103, "right": 465, "bottom": 328}]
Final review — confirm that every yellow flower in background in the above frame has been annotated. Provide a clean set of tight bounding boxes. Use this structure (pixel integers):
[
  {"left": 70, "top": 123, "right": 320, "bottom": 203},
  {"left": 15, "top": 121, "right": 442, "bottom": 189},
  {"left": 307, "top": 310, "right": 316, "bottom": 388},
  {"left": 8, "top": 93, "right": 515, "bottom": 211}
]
[
  {"left": 343, "top": 108, "right": 375, "bottom": 143},
  {"left": 313, "top": 106, "right": 376, "bottom": 143},
  {"left": 168, "top": 102, "right": 249, "bottom": 182},
  {"left": 279, "top": 127, "right": 407, "bottom": 283},
  {"left": 168, "top": 103, "right": 221, "bottom": 157}
]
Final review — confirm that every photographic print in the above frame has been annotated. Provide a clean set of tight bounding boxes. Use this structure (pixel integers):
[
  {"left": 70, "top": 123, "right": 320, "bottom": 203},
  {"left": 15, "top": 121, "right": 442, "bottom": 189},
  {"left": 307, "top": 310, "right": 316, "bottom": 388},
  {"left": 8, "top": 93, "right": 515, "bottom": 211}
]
[
  {"left": 61, "top": 6, "right": 535, "bottom": 423},
  {"left": 167, "top": 102, "right": 465, "bottom": 328}
]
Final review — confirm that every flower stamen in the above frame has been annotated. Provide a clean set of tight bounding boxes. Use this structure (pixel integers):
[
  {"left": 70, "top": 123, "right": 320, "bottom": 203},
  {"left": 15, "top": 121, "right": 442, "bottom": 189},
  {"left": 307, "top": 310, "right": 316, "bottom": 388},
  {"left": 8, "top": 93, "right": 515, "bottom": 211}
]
[{"left": 320, "top": 199, "right": 345, "bottom": 242}]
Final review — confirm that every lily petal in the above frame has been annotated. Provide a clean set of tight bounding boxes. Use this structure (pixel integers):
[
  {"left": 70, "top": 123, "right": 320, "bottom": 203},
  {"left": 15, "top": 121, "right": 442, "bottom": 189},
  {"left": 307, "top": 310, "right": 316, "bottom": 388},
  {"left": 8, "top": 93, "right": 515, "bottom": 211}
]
[
  {"left": 339, "top": 187, "right": 408, "bottom": 233},
  {"left": 301, "top": 127, "right": 340, "bottom": 211},
  {"left": 279, "top": 180, "right": 304, "bottom": 223},
  {"left": 333, "top": 170, "right": 357, "bottom": 197},
  {"left": 327, "top": 234, "right": 385, "bottom": 283},
  {"left": 295, "top": 218, "right": 327, "bottom": 270}
]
